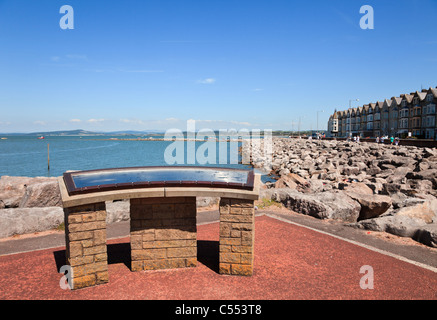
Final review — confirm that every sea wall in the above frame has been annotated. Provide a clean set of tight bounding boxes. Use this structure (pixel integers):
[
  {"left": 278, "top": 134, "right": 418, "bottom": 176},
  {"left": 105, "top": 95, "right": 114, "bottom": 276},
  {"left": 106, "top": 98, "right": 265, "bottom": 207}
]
[
  {"left": 245, "top": 137, "right": 437, "bottom": 247},
  {"left": 0, "top": 175, "right": 218, "bottom": 239}
]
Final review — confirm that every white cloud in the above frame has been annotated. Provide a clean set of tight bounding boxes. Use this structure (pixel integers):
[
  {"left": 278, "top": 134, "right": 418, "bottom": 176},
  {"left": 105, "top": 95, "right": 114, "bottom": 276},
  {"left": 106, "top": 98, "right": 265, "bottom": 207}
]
[
  {"left": 69, "top": 119, "right": 81, "bottom": 123},
  {"left": 33, "top": 120, "right": 46, "bottom": 126},
  {"left": 87, "top": 118, "right": 105, "bottom": 123},
  {"left": 197, "top": 78, "right": 216, "bottom": 84}
]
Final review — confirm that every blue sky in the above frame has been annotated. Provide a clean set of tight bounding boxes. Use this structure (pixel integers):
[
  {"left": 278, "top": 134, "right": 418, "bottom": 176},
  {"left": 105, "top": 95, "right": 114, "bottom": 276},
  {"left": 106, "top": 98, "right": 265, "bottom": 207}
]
[{"left": 1, "top": 0, "right": 437, "bottom": 133}]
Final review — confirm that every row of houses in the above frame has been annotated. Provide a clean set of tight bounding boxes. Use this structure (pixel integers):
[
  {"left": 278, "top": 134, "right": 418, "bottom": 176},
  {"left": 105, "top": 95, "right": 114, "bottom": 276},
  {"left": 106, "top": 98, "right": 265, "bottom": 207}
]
[{"left": 327, "top": 86, "right": 437, "bottom": 140}]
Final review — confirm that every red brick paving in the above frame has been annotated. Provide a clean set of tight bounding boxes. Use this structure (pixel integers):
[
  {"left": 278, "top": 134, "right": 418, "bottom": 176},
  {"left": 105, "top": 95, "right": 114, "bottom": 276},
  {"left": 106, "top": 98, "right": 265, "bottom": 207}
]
[{"left": 0, "top": 216, "right": 436, "bottom": 300}]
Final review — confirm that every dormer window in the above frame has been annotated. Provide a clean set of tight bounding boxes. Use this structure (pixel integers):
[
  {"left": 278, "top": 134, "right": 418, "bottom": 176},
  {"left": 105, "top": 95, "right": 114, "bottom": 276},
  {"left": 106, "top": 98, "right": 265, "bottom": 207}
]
[{"left": 427, "top": 94, "right": 434, "bottom": 102}]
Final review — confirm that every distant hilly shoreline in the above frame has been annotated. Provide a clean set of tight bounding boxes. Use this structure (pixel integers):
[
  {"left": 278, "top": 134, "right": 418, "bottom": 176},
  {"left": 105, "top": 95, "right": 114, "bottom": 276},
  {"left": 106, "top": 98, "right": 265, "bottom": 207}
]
[
  {"left": 0, "top": 129, "right": 166, "bottom": 136},
  {"left": 0, "top": 129, "right": 322, "bottom": 136}
]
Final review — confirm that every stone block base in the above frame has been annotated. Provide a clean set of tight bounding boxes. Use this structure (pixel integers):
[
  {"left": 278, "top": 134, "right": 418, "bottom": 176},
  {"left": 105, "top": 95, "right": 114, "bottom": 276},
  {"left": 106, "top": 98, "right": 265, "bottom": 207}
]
[
  {"left": 130, "top": 197, "right": 197, "bottom": 271},
  {"left": 219, "top": 198, "right": 255, "bottom": 276},
  {"left": 64, "top": 202, "right": 108, "bottom": 290}
]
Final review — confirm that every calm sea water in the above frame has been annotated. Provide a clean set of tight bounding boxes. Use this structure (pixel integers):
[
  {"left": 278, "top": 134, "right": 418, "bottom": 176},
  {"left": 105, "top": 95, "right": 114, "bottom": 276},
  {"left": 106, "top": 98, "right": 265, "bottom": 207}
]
[{"left": 0, "top": 136, "right": 251, "bottom": 178}]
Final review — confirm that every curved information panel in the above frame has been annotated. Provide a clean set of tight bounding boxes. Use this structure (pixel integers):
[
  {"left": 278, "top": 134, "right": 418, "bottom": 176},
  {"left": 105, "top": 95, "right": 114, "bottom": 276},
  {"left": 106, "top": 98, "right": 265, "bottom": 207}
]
[{"left": 63, "top": 166, "right": 255, "bottom": 196}]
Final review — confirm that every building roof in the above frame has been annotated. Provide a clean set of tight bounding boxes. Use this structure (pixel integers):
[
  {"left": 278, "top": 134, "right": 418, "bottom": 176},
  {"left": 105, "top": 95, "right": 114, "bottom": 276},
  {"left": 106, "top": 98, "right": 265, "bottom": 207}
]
[
  {"left": 391, "top": 96, "right": 402, "bottom": 105},
  {"left": 383, "top": 99, "right": 392, "bottom": 107},
  {"left": 401, "top": 93, "right": 414, "bottom": 103},
  {"left": 415, "top": 91, "right": 427, "bottom": 101},
  {"left": 328, "top": 85, "right": 436, "bottom": 124}
]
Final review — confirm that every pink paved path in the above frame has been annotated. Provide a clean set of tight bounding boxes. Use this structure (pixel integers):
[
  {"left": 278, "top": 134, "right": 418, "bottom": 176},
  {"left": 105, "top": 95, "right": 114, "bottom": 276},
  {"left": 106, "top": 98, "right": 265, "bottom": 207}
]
[{"left": 0, "top": 216, "right": 436, "bottom": 300}]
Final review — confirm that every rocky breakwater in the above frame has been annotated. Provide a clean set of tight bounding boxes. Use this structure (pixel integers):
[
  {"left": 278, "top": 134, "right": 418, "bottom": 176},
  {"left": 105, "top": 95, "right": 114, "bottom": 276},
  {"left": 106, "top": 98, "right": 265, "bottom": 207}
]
[
  {"left": 0, "top": 176, "right": 131, "bottom": 238},
  {"left": 245, "top": 138, "right": 437, "bottom": 247},
  {"left": 0, "top": 176, "right": 219, "bottom": 239},
  {"left": 0, "top": 176, "right": 64, "bottom": 238}
]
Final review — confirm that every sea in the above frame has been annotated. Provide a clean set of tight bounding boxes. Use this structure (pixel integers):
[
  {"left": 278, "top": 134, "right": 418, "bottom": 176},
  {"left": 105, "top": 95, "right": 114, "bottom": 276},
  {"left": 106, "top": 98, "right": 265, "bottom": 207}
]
[{"left": 0, "top": 135, "right": 254, "bottom": 178}]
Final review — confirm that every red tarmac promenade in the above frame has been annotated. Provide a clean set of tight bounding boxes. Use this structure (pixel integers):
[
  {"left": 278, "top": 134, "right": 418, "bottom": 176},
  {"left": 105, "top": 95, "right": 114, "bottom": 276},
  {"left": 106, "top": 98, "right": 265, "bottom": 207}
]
[{"left": 0, "top": 215, "right": 436, "bottom": 300}]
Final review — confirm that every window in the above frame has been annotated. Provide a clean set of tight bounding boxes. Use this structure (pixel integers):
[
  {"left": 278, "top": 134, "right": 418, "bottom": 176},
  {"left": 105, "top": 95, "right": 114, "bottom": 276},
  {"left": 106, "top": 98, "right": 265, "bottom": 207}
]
[
  {"left": 427, "top": 94, "right": 434, "bottom": 102},
  {"left": 413, "top": 97, "right": 419, "bottom": 105},
  {"left": 400, "top": 109, "right": 409, "bottom": 118},
  {"left": 399, "top": 119, "right": 408, "bottom": 129},
  {"left": 401, "top": 100, "right": 407, "bottom": 107}
]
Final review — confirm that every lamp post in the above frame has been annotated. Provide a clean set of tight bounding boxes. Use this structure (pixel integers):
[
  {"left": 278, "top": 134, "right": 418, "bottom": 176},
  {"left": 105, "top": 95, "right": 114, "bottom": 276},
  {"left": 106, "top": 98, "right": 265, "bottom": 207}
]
[
  {"left": 349, "top": 99, "right": 359, "bottom": 138},
  {"left": 298, "top": 116, "right": 306, "bottom": 137},
  {"left": 317, "top": 110, "right": 324, "bottom": 133}
]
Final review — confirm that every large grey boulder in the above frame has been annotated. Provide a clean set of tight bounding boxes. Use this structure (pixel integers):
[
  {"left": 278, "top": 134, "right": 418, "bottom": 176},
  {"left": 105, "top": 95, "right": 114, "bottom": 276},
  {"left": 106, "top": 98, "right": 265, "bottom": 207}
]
[
  {"left": 106, "top": 200, "right": 130, "bottom": 223},
  {"left": 353, "top": 215, "right": 427, "bottom": 238},
  {"left": 0, "top": 176, "right": 61, "bottom": 208},
  {"left": 351, "top": 199, "right": 437, "bottom": 245},
  {"left": 414, "top": 224, "right": 437, "bottom": 248},
  {"left": 196, "top": 196, "right": 220, "bottom": 208},
  {"left": 262, "top": 188, "right": 361, "bottom": 222},
  {"left": 343, "top": 182, "right": 374, "bottom": 195},
  {"left": 19, "top": 180, "right": 62, "bottom": 208},
  {"left": 0, "top": 207, "right": 64, "bottom": 238},
  {"left": 0, "top": 176, "right": 31, "bottom": 208},
  {"left": 407, "top": 169, "right": 437, "bottom": 187},
  {"left": 345, "top": 192, "right": 392, "bottom": 220},
  {"left": 395, "top": 199, "right": 437, "bottom": 224}
]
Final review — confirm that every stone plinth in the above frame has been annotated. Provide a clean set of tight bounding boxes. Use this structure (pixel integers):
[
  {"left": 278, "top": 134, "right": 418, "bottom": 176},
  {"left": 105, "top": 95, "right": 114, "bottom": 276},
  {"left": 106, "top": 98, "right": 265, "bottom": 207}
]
[
  {"left": 219, "top": 198, "right": 255, "bottom": 276},
  {"left": 59, "top": 171, "right": 260, "bottom": 290},
  {"left": 64, "top": 202, "right": 108, "bottom": 290},
  {"left": 130, "top": 197, "right": 197, "bottom": 272}
]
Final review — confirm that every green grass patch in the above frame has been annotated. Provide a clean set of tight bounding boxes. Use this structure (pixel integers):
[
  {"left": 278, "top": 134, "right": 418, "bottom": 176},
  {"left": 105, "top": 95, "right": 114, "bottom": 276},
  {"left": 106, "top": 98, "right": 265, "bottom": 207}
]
[
  {"left": 257, "top": 198, "right": 283, "bottom": 209},
  {"left": 56, "top": 222, "right": 65, "bottom": 231}
]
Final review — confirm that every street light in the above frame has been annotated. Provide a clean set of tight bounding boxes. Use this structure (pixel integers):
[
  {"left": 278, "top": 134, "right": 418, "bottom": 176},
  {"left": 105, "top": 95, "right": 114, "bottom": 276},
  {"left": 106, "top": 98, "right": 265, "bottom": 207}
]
[
  {"left": 317, "top": 110, "right": 324, "bottom": 133},
  {"left": 349, "top": 99, "right": 359, "bottom": 138},
  {"left": 298, "top": 116, "right": 306, "bottom": 137}
]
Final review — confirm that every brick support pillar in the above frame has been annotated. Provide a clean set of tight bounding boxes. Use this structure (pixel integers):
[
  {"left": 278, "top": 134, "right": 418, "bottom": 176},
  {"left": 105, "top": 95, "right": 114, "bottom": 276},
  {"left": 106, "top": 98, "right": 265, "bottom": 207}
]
[
  {"left": 219, "top": 198, "right": 255, "bottom": 276},
  {"left": 130, "top": 197, "right": 197, "bottom": 272},
  {"left": 64, "top": 202, "right": 108, "bottom": 290}
]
